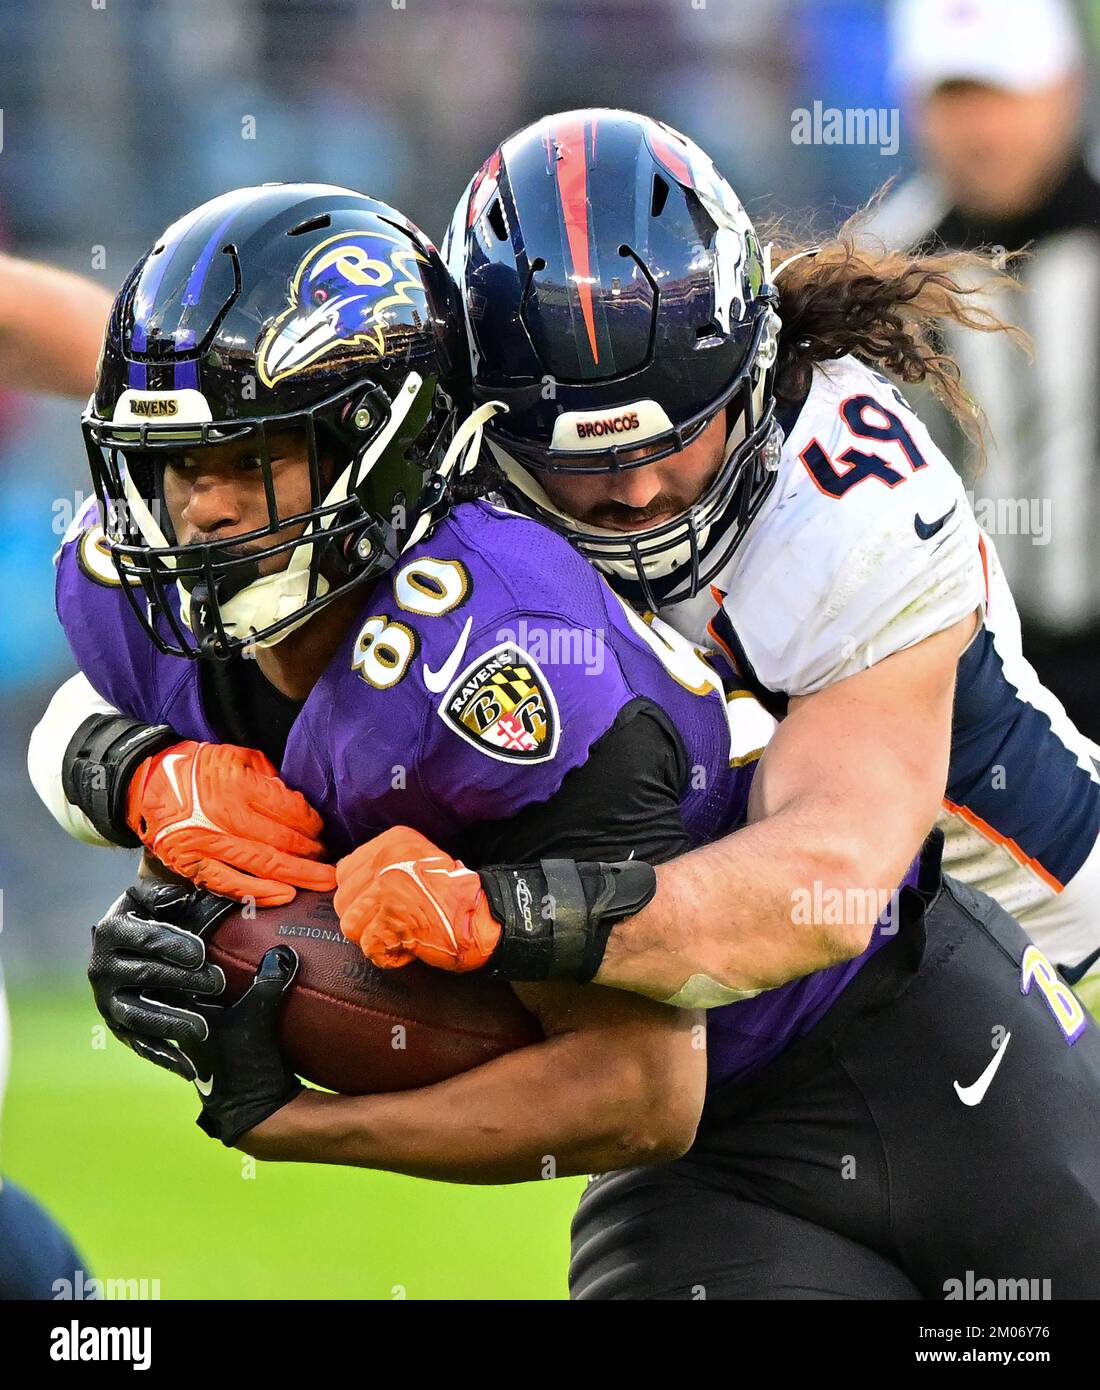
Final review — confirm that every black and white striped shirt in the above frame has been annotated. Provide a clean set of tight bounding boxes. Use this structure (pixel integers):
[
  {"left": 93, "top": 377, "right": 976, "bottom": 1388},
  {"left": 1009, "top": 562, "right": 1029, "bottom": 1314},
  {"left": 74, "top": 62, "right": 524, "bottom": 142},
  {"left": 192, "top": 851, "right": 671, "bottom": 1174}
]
[{"left": 862, "top": 154, "right": 1100, "bottom": 636}]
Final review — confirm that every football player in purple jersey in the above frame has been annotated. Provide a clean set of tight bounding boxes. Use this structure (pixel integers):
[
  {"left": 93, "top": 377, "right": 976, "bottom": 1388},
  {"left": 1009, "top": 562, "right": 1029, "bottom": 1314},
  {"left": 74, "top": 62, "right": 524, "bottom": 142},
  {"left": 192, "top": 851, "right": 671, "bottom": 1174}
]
[
  {"left": 39, "top": 181, "right": 757, "bottom": 1175},
  {"left": 31, "top": 184, "right": 1100, "bottom": 1298}
]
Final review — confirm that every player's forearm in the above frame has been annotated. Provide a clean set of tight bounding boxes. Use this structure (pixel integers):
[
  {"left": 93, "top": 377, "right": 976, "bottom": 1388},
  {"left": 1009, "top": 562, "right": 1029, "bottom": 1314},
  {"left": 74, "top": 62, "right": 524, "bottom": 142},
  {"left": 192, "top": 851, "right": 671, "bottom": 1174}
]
[
  {"left": 240, "top": 1033, "right": 699, "bottom": 1183},
  {"left": 28, "top": 674, "right": 122, "bottom": 846},
  {"left": 0, "top": 254, "right": 112, "bottom": 396},
  {"left": 596, "top": 794, "right": 917, "bottom": 1005},
  {"left": 593, "top": 623, "right": 963, "bottom": 1007}
]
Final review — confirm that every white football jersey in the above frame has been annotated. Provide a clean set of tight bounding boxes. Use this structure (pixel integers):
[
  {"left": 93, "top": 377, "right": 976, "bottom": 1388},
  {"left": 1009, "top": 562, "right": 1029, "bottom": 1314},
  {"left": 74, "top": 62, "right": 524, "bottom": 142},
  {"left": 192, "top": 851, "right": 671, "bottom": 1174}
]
[
  {"left": 658, "top": 356, "right": 1100, "bottom": 978},
  {"left": 663, "top": 356, "right": 983, "bottom": 695}
]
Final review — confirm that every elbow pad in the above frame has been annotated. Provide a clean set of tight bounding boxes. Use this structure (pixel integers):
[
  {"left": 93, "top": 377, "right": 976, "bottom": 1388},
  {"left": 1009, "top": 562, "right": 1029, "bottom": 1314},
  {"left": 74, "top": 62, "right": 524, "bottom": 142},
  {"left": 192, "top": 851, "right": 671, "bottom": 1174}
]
[
  {"left": 480, "top": 858, "right": 657, "bottom": 983},
  {"left": 62, "top": 714, "right": 181, "bottom": 848}
]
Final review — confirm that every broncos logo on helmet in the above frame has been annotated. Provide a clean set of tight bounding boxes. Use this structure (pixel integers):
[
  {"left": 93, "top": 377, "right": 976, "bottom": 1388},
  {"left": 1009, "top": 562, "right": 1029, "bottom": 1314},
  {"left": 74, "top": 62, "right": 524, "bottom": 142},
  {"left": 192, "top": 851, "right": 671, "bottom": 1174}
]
[{"left": 257, "top": 231, "right": 428, "bottom": 388}]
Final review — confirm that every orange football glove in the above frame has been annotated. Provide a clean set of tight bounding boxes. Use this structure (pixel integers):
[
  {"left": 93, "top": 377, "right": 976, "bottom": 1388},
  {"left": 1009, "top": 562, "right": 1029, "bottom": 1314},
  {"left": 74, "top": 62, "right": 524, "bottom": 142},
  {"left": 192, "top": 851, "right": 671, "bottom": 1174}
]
[
  {"left": 335, "top": 826, "right": 502, "bottom": 972},
  {"left": 126, "top": 741, "right": 337, "bottom": 907}
]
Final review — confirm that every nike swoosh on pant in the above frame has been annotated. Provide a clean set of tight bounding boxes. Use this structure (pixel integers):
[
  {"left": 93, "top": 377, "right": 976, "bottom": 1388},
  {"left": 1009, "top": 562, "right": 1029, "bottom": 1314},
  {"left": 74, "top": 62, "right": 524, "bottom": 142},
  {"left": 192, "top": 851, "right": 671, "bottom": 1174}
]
[
  {"left": 953, "top": 1031, "right": 1011, "bottom": 1106},
  {"left": 422, "top": 616, "right": 474, "bottom": 695}
]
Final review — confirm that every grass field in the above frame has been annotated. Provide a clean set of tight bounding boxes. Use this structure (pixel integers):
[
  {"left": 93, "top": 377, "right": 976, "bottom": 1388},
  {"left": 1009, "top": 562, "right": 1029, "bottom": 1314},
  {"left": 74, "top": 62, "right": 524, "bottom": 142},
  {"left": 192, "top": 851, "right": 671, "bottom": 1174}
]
[
  {"left": 3, "top": 987, "right": 583, "bottom": 1300},
  {"left": 12, "top": 978, "right": 1099, "bottom": 1302}
]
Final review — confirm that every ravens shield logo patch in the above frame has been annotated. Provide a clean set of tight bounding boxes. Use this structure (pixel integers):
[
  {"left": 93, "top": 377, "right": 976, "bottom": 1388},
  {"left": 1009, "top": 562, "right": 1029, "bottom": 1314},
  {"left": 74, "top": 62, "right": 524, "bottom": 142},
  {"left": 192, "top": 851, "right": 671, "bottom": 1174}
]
[{"left": 438, "top": 643, "right": 559, "bottom": 764}]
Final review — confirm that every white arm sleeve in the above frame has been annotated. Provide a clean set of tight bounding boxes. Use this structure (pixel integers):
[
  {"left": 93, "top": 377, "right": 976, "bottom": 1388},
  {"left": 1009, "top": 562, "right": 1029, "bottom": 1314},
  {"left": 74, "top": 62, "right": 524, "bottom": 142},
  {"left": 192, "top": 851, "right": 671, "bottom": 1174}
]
[{"left": 27, "top": 671, "right": 121, "bottom": 847}]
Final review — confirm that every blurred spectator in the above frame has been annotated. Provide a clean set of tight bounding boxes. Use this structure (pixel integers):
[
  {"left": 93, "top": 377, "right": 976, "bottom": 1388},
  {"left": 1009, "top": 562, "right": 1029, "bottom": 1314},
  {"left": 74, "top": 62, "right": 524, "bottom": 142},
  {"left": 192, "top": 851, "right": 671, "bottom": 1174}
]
[{"left": 868, "top": 0, "right": 1100, "bottom": 742}]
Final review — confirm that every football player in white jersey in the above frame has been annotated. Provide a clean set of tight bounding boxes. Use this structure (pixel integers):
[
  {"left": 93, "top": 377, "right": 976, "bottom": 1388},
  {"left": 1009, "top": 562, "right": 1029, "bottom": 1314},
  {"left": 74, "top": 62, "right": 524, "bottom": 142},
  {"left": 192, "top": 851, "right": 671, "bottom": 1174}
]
[{"left": 420, "top": 108, "right": 1100, "bottom": 1009}]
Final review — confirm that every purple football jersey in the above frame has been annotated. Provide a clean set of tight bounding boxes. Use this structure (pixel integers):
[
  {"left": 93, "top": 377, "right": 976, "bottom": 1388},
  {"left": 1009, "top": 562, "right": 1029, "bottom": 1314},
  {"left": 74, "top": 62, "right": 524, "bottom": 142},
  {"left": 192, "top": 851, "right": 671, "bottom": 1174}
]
[
  {"left": 55, "top": 496, "right": 914, "bottom": 1089},
  {"left": 56, "top": 498, "right": 748, "bottom": 855},
  {"left": 702, "top": 857, "right": 922, "bottom": 1088}
]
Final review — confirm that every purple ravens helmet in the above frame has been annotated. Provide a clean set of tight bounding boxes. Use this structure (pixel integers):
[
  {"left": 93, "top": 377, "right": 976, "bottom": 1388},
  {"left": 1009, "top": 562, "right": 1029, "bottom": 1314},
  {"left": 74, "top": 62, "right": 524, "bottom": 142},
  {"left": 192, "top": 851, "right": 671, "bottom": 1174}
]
[
  {"left": 83, "top": 183, "right": 476, "bottom": 659},
  {"left": 444, "top": 109, "right": 784, "bottom": 608}
]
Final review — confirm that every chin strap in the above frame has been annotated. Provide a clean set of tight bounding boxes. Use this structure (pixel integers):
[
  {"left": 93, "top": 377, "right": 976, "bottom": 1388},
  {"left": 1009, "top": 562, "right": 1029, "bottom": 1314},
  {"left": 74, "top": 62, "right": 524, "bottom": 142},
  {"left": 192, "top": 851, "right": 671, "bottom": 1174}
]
[
  {"left": 209, "top": 372, "right": 437, "bottom": 648},
  {"left": 451, "top": 400, "right": 508, "bottom": 479},
  {"left": 207, "top": 392, "right": 508, "bottom": 641},
  {"left": 401, "top": 399, "right": 506, "bottom": 550}
]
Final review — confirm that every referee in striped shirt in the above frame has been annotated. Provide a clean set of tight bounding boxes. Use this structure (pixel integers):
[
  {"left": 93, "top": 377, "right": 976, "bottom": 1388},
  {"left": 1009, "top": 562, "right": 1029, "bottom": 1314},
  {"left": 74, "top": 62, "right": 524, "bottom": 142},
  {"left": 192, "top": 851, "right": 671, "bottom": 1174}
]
[{"left": 868, "top": 0, "right": 1100, "bottom": 742}]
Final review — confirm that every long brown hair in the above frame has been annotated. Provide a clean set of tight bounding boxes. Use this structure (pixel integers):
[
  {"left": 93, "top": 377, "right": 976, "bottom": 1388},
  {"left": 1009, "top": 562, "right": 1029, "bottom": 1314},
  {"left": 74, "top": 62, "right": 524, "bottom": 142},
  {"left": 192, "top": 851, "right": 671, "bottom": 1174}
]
[
  {"left": 456, "top": 201, "right": 1030, "bottom": 503},
  {"left": 760, "top": 203, "right": 1030, "bottom": 454}
]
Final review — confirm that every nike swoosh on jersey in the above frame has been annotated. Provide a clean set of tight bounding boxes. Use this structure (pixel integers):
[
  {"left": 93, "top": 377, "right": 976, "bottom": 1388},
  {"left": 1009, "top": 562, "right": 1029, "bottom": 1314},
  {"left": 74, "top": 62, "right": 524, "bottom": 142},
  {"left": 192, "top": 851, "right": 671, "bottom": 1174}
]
[
  {"left": 953, "top": 1031, "right": 1011, "bottom": 1106},
  {"left": 194, "top": 1074, "right": 214, "bottom": 1097},
  {"left": 914, "top": 501, "right": 958, "bottom": 540},
  {"left": 422, "top": 616, "right": 474, "bottom": 695}
]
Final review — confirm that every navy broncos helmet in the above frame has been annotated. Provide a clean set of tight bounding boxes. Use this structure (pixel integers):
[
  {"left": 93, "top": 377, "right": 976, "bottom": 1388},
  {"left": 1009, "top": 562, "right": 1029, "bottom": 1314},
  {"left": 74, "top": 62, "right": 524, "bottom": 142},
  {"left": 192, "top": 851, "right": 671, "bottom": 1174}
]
[
  {"left": 444, "top": 109, "right": 784, "bottom": 608},
  {"left": 83, "top": 183, "right": 478, "bottom": 659}
]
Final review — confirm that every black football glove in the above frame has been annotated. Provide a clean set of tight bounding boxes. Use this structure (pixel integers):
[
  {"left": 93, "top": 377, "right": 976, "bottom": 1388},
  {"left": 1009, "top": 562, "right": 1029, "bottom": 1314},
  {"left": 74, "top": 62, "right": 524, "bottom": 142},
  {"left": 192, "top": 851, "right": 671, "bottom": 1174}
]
[
  {"left": 180, "top": 945, "right": 304, "bottom": 1147},
  {"left": 89, "top": 879, "right": 303, "bottom": 1145},
  {"left": 88, "top": 879, "right": 229, "bottom": 1078}
]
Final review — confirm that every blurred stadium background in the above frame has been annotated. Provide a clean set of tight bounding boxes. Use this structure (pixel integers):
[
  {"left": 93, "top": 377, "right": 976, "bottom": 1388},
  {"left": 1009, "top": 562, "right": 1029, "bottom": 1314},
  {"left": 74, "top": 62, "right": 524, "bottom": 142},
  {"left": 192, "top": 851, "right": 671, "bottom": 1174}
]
[{"left": 3, "top": 0, "right": 1100, "bottom": 1299}]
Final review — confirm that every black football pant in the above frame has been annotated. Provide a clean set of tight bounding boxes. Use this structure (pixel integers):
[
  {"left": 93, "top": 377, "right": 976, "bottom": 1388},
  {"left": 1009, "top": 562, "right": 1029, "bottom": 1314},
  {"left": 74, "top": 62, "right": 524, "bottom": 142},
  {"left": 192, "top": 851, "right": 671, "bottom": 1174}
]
[{"left": 570, "top": 874, "right": 1100, "bottom": 1299}]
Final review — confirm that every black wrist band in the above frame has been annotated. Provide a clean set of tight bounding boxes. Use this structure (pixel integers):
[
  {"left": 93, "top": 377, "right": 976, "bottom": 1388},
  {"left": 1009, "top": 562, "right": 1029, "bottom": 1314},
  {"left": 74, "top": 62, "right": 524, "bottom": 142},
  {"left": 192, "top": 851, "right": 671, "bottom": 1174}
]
[
  {"left": 480, "top": 858, "right": 657, "bottom": 982},
  {"left": 62, "top": 713, "right": 181, "bottom": 847}
]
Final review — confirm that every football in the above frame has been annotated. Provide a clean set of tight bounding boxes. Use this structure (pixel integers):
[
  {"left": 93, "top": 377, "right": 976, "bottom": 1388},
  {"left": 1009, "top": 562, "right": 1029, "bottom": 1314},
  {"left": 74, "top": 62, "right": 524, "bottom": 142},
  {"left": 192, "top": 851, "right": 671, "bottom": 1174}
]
[{"left": 202, "top": 889, "right": 540, "bottom": 1094}]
